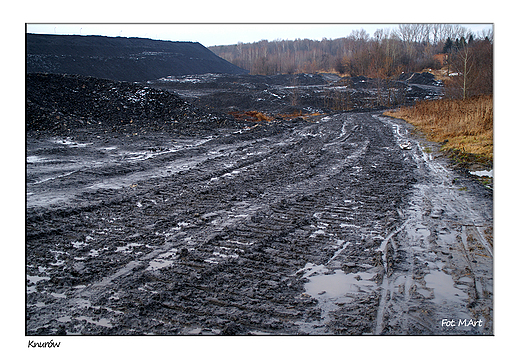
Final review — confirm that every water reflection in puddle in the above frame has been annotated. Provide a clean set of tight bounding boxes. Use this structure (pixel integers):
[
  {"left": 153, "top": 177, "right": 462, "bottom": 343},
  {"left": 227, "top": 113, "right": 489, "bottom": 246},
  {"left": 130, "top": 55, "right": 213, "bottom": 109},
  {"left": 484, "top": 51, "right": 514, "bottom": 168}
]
[
  {"left": 298, "top": 262, "right": 378, "bottom": 332},
  {"left": 424, "top": 270, "right": 468, "bottom": 304},
  {"left": 147, "top": 258, "right": 174, "bottom": 271},
  {"left": 115, "top": 242, "right": 143, "bottom": 253},
  {"left": 27, "top": 274, "right": 51, "bottom": 294},
  {"left": 304, "top": 266, "right": 376, "bottom": 298},
  {"left": 50, "top": 138, "right": 92, "bottom": 147},
  {"left": 76, "top": 316, "right": 113, "bottom": 328},
  {"left": 27, "top": 274, "right": 51, "bottom": 285},
  {"left": 146, "top": 248, "right": 178, "bottom": 270}
]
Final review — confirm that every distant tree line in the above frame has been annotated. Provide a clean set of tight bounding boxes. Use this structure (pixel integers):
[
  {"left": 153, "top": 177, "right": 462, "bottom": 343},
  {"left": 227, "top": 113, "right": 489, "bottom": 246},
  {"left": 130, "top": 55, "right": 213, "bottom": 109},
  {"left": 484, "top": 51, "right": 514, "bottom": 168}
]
[{"left": 210, "top": 24, "right": 493, "bottom": 98}]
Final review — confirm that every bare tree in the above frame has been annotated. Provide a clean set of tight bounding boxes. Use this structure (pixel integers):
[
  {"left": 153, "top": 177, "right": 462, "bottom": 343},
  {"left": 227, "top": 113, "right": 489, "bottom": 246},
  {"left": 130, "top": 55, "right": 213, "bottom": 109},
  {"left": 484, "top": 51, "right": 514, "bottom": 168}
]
[
  {"left": 397, "top": 24, "right": 424, "bottom": 59},
  {"left": 449, "top": 40, "right": 487, "bottom": 99},
  {"left": 481, "top": 28, "right": 494, "bottom": 42},
  {"left": 418, "top": 24, "right": 432, "bottom": 44},
  {"left": 350, "top": 29, "right": 370, "bottom": 42},
  {"left": 458, "top": 44, "right": 473, "bottom": 99},
  {"left": 430, "top": 24, "right": 443, "bottom": 44},
  {"left": 436, "top": 24, "right": 467, "bottom": 44}
]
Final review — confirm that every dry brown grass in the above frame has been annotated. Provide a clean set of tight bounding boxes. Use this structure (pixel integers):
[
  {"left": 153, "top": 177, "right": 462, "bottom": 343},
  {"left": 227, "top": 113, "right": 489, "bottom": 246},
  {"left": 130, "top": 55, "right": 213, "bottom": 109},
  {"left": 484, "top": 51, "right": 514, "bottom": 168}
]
[
  {"left": 384, "top": 95, "right": 493, "bottom": 162},
  {"left": 278, "top": 111, "right": 322, "bottom": 120},
  {"left": 229, "top": 111, "right": 274, "bottom": 122},
  {"left": 229, "top": 110, "right": 322, "bottom": 122}
]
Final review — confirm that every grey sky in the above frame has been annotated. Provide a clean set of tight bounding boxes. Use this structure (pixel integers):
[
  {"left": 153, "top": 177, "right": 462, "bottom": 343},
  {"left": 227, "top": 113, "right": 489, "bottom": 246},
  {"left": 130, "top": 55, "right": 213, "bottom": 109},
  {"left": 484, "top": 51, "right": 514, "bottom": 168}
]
[{"left": 26, "top": 23, "right": 493, "bottom": 48}]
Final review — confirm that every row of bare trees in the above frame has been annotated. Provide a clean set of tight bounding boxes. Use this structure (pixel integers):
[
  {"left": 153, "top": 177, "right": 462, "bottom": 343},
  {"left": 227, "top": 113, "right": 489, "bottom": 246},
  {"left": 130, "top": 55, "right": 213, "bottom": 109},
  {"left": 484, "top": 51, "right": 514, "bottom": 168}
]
[{"left": 210, "top": 24, "right": 493, "bottom": 98}]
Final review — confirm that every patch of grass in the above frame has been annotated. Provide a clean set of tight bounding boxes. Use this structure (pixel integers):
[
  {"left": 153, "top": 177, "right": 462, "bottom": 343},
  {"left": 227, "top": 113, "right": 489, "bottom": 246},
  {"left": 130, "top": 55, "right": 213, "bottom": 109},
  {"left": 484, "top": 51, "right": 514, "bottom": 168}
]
[
  {"left": 384, "top": 95, "right": 493, "bottom": 164},
  {"left": 478, "top": 177, "right": 492, "bottom": 187}
]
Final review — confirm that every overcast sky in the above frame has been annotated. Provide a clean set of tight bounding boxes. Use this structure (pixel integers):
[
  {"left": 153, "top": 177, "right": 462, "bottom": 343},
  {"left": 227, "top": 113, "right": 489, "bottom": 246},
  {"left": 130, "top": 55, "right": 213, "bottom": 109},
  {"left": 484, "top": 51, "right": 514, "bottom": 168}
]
[{"left": 26, "top": 23, "right": 493, "bottom": 47}]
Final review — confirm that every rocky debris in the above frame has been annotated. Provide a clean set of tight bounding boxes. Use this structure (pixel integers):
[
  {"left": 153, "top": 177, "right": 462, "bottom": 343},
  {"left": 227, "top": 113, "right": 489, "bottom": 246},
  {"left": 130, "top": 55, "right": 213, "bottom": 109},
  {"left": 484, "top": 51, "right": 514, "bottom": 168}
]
[
  {"left": 26, "top": 73, "right": 242, "bottom": 137},
  {"left": 399, "top": 141, "right": 412, "bottom": 150},
  {"left": 398, "top": 71, "right": 443, "bottom": 86},
  {"left": 26, "top": 34, "right": 248, "bottom": 82}
]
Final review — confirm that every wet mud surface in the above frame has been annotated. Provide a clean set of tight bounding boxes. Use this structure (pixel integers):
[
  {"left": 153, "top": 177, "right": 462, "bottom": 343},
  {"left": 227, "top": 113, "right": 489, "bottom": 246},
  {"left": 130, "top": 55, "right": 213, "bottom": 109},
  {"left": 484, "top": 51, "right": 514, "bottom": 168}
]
[{"left": 26, "top": 73, "right": 492, "bottom": 335}]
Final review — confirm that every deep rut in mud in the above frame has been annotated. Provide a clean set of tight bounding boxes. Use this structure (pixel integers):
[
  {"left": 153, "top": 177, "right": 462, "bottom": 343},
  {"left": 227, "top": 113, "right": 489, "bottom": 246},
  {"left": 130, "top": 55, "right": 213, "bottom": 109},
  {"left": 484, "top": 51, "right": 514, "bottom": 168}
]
[{"left": 26, "top": 112, "right": 493, "bottom": 335}]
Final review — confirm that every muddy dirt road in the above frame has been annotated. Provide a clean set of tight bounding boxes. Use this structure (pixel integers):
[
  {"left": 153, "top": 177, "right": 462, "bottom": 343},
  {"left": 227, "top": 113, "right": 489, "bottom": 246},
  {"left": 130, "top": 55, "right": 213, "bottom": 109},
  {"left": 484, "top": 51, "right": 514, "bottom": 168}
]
[{"left": 26, "top": 111, "right": 492, "bottom": 335}]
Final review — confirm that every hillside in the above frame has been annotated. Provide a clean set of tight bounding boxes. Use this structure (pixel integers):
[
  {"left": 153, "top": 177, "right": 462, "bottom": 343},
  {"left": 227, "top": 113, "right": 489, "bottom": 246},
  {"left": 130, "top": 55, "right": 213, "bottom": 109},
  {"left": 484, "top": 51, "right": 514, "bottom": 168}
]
[{"left": 26, "top": 34, "right": 248, "bottom": 82}]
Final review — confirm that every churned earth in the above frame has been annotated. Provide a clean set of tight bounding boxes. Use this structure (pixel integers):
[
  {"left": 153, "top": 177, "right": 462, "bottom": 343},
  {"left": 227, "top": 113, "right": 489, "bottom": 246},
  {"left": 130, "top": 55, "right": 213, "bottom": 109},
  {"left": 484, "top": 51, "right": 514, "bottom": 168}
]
[{"left": 26, "top": 73, "right": 492, "bottom": 335}]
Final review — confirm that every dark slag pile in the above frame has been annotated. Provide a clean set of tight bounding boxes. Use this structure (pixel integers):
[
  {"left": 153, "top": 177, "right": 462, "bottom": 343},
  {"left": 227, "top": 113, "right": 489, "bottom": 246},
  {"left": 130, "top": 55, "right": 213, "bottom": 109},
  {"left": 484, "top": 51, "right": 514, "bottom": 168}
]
[
  {"left": 26, "top": 73, "right": 241, "bottom": 137},
  {"left": 398, "top": 71, "right": 443, "bottom": 86},
  {"left": 26, "top": 34, "right": 249, "bottom": 82}
]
